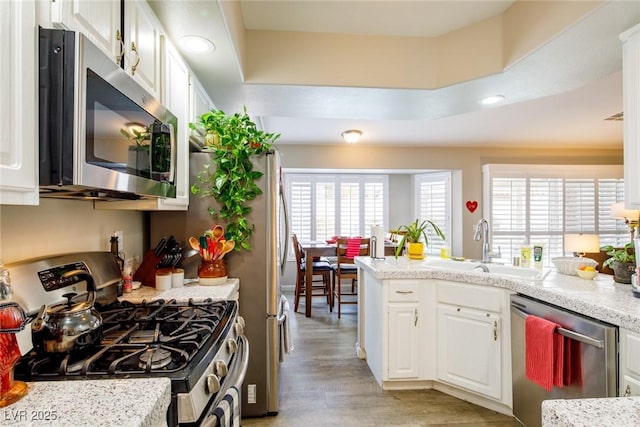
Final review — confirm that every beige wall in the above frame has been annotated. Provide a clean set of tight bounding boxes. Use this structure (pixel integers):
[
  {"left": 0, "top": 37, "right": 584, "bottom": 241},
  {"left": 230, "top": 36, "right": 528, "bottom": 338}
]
[
  {"left": 0, "top": 145, "right": 623, "bottom": 266},
  {"left": 0, "top": 199, "right": 144, "bottom": 264},
  {"left": 279, "top": 144, "right": 623, "bottom": 260}
]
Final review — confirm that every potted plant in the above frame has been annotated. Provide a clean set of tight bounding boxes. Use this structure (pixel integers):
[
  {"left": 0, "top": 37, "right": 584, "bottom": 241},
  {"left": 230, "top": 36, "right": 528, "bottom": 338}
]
[
  {"left": 189, "top": 107, "right": 280, "bottom": 252},
  {"left": 395, "top": 219, "right": 445, "bottom": 259},
  {"left": 601, "top": 243, "right": 636, "bottom": 284}
]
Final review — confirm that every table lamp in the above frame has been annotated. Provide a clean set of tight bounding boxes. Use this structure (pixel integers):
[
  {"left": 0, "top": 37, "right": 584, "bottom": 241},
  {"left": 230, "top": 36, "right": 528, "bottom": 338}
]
[
  {"left": 611, "top": 202, "right": 640, "bottom": 242},
  {"left": 564, "top": 233, "right": 600, "bottom": 257}
]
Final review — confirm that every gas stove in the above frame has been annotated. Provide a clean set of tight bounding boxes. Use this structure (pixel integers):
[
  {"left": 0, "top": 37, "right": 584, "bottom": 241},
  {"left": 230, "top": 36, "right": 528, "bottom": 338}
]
[{"left": 6, "top": 252, "right": 248, "bottom": 426}]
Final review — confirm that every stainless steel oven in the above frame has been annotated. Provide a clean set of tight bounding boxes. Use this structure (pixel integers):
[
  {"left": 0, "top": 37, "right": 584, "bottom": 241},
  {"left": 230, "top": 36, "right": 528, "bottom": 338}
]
[
  {"left": 510, "top": 294, "right": 617, "bottom": 427},
  {"left": 39, "top": 28, "right": 177, "bottom": 200},
  {"left": 7, "top": 252, "right": 248, "bottom": 426}
]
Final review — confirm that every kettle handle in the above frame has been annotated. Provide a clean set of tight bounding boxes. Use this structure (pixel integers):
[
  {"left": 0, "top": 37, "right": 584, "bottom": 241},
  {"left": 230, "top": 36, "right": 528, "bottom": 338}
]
[{"left": 61, "top": 270, "right": 97, "bottom": 304}]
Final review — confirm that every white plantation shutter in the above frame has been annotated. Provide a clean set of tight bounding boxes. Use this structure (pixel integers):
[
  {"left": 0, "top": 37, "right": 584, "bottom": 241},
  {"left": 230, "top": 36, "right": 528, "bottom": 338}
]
[
  {"left": 416, "top": 173, "right": 451, "bottom": 254},
  {"left": 315, "top": 179, "right": 336, "bottom": 241},
  {"left": 286, "top": 173, "right": 388, "bottom": 243},
  {"left": 339, "top": 181, "right": 360, "bottom": 236},
  {"left": 289, "top": 178, "right": 312, "bottom": 242},
  {"left": 483, "top": 165, "right": 625, "bottom": 265},
  {"left": 364, "top": 180, "right": 385, "bottom": 233}
]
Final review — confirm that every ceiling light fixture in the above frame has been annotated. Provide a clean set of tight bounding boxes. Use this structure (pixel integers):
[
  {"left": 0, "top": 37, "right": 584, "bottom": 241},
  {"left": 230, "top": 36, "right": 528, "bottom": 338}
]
[
  {"left": 341, "top": 129, "right": 362, "bottom": 144},
  {"left": 480, "top": 95, "right": 505, "bottom": 105},
  {"left": 179, "top": 35, "right": 215, "bottom": 53}
]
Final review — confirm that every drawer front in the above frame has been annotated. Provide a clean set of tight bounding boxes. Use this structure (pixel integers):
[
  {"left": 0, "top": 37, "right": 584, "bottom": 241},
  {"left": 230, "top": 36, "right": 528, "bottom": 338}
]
[
  {"left": 437, "top": 282, "right": 503, "bottom": 312},
  {"left": 388, "top": 280, "right": 421, "bottom": 302}
]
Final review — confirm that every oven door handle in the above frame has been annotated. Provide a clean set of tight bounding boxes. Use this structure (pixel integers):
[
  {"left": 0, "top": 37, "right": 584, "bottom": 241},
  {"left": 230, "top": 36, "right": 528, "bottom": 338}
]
[
  {"left": 511, "top": 306, "right": 604, "bottom": 349},
  {"left": 202, "top": 334, "right": 250, "bottom": 427}
]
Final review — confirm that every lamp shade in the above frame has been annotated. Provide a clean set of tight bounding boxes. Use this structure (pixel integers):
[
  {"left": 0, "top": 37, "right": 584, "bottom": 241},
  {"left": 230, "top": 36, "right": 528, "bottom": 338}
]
[
  {"left": 610, "top": 202, "right": 640, "bottom": 221},
  {"left": 564, "top": 233, "right": 600, "bottom": 254}
]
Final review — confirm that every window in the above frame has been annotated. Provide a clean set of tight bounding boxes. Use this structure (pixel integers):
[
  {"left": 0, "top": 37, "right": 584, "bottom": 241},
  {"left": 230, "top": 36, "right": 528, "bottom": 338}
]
[
  {"left": 483, "top": 164, "right": 626, "bottom": 266},
  {"left": 286, "top": 173, "right": 388, "bottom": 242},
  {"left": 415, "top": 172, "right": 451, "bottom": 254}
]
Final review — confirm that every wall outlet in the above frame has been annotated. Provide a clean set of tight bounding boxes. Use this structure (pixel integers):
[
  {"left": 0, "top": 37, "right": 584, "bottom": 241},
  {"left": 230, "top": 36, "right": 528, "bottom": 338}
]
[{"left": 247, "top": 384, "right": 256, "bottom": 404}]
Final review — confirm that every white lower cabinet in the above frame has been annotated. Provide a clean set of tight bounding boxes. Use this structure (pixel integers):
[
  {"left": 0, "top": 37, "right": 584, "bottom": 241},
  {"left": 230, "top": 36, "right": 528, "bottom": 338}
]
[
  {"left": 619, "top": 328, "right": 640, "bottom": 396},
  {"left": 359, "top": 271, "right": 512, "bottom": 413},
  {"left": 436, "top": 304, "right": 502, "bottom": 399},
  {"left": 387, "top": 282, "right": 421, "bottom": 379}
]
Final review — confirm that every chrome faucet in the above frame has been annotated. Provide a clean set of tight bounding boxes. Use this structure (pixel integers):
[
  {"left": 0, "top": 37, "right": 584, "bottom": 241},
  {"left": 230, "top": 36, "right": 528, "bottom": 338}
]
[{"left": 473, "top": 219, "right": 501, "bottom": 263}]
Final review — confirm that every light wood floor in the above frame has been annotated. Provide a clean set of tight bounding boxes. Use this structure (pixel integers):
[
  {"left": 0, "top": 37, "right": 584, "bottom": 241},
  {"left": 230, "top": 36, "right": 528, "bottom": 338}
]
[{"left": 243, "top": 290, "right": 521, "bottom": 426}]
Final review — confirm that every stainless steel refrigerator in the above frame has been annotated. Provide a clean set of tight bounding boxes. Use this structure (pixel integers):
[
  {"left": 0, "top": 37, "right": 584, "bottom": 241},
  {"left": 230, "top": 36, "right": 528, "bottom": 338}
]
[{"left": 149, "top": 148, "right": 288, "bottom": 418}]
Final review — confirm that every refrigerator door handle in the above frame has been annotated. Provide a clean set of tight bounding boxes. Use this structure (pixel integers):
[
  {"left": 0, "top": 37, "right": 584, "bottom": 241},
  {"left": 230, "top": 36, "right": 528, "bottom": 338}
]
[{"left": 279, "top": 168, "right": 290, "bottom": 275}]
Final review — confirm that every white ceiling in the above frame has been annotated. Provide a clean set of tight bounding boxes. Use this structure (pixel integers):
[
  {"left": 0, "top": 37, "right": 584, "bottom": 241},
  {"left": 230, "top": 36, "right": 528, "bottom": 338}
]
[{"left": 148, "top": 0, "right": 640, "bottom": 148}]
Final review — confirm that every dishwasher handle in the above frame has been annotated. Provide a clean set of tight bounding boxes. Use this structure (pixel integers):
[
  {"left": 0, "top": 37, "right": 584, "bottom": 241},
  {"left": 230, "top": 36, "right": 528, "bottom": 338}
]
[{"left": 511, "top": 305, "right": 604, "bottom": 349}]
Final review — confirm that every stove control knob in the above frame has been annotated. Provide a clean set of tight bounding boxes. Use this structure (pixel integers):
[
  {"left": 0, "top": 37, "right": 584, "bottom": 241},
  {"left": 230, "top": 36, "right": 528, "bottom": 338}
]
[
  {"left": 234, "top": 321, "right": 244, "bottom": 336},
  {"left": 206, "top": 374, "right": 221, "bottom": 394},
  {"left": 214, "top": 359, "right": 228, "bottom": 377},
  {"left": 237, "top": 316, "right": 246, "bottom": 328},
  {"left": 227, "top": 338, "right": 238, "bottom": 354}
]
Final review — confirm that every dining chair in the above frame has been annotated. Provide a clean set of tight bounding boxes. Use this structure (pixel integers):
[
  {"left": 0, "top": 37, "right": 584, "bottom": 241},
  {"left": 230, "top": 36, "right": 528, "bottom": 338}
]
[
  {"left": 332, "top": 237, "right": 370, "bottom": 318},
  {"left": 291, "top": 234, "right": 333, "bottom": 313}
]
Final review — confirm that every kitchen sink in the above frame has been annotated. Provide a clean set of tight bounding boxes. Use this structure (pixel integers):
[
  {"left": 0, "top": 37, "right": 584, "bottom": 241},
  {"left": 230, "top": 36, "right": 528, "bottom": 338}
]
[{"left": 422, "top": 258, "right": 548, "bottom": 281}]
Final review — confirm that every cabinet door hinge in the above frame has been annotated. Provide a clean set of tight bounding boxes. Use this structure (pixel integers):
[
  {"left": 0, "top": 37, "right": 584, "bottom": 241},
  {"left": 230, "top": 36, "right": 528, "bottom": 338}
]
[
  {"left": 493, "top": 320, "right": 498, "bottom": 341},
  {"left": 414, "top": 308, "right": 418, "bottom": 327}
]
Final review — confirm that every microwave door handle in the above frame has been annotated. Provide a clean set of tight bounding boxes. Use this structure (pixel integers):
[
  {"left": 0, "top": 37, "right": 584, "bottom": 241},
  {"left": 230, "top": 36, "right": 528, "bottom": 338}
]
[
  {"left": 511, "top": 306, "right": 604, "bottom": 348},
  {"left": 168, "top": 123, "right": 176, "bottom": 184}
]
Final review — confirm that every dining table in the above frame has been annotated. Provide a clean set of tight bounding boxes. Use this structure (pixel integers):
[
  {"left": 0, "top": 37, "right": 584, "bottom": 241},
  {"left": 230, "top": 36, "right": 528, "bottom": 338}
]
[{"left": 299, "top": 240, "right": 399, "bottom": 317}]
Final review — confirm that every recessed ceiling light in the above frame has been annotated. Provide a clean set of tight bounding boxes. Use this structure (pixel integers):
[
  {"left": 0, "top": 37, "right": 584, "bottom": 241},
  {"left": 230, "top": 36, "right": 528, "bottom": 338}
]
[
  {"left": 341, "top": 129, "right": 362, "bottom": 144},
  {"left": 179, "top": 35, "right": 215, "bottom": 53},
  {"left": 480, "top": 95, "right": 505, "bottom": 105}
]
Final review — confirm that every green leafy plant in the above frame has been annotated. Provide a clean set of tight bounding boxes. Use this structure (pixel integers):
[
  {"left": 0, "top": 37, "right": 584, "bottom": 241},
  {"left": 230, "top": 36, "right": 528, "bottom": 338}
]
[
  {"left": 189, "top": 107, "right": 280, "bottom": 251},
  {"left": 395, "top": 218, "right": 445, "bottom": 258},
  {"left": 601, "top": 243, "right": 635, "bottom": 268}
]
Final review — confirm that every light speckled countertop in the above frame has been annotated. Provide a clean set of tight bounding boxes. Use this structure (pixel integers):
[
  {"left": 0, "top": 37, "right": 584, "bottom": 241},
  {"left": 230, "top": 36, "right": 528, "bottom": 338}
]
[
  {"left": 120, "top": 278, "right": 239, "bottom": 304},
  {"left": 355, "top": 257, "right": 640, "bottom": 333},
  {"left": 0, "top": 378, "right": 171, "bottom": 427},
  {"left": 542, "top": 397, "right": 640, "bottom": 426},
  {"left": 4, "top": 280, "right": 239, "bottom": 427},
  {"left": 355, "top": 257, "right": 640, "bottom": 426}
]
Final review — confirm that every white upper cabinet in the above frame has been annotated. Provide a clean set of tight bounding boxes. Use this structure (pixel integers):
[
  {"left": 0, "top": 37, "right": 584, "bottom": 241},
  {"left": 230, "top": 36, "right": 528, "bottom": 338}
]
[
  {"left": 155, "top": 38, "right": 190, "bottom": 210},
  {"left": 50, "top": 0, "right": 122, "bottom": 63},
  {"left": 621, "top": 23, "right": 640, "bottom": 209},
  {"left": 123, "top": 0, "right": 162, "bottom": 99},
  {"left": 0, "top": 0, "right": 38, "bottom": 205}
]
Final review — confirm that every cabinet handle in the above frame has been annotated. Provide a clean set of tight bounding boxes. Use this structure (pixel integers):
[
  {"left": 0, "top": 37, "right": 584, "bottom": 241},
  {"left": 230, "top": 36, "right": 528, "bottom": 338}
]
[
  {"left": 130, "top": 41, "right": 141, "bottom": 75},
  {"left": 116, "top": 30, "right": 125, "bottom": 64},
  {"left": 395, "top": 290, "right": 413, "bottom": 294},
  {"left": 414, "top": 309, "right": 418, "bottom": 327},
  {"left": 625, "top": 384, "right": 631, "bottom": 397},
  {"left": 493, "top": 320, "right": 498, "bottom": 341}
]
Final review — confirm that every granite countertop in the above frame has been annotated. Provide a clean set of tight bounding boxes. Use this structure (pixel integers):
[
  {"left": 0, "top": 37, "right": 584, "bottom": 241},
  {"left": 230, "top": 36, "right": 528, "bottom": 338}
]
[
  {"left": 0, "top": 378, "right": 171, "bottom": 427},
  {"left": 542, "top": 397, "right": 640, "bottom": 426},
  {"left": 120, "top": 278, "right": 239, "bottom": 303},
  {"left": 355, "top": 257, "right": 640, "bottom": 333}
]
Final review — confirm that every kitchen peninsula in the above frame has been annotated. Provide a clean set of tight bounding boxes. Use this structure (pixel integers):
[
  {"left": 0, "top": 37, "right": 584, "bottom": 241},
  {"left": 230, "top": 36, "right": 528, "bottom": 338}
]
[{"left": 354, "top": 256, "right": 640, "bottom": 422}]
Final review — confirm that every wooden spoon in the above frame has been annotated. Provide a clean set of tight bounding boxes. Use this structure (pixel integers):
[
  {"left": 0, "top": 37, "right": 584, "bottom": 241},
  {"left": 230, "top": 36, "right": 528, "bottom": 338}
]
[
  {"left": 219, "top": 240, "right": 235, "bottom": 258},
  {"left": 188, "top": 236, "right": 201, "bottom": 253},
  {"left": 211, "top": 225, "right": 225, "bottom": 241}
]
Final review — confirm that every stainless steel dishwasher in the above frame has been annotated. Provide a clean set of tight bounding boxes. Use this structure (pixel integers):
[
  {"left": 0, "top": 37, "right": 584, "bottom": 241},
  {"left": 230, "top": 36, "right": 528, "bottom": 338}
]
[{"left": 510, "top": 294, "right": 618, "bottom": 427}]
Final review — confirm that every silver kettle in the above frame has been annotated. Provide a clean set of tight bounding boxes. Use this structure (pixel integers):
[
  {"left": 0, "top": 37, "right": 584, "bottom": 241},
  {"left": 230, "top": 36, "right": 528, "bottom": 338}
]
[{"left": 31, "top": 270, "right": 103, "bottom": 353}]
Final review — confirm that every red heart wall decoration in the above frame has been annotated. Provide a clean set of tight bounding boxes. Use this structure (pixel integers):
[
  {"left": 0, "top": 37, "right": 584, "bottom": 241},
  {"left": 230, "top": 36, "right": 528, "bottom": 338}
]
[{"left": 466, "top": 200, "right": 478, "bottom": 213}]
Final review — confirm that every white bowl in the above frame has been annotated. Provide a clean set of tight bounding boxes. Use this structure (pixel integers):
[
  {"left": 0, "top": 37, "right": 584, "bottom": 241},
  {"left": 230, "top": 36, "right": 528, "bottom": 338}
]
[
  {"left": 198, "top": 276, "right": 228, "bottom": 286},
  {"left": 552, "top": 257, "right": 598, "bottom": 275}
]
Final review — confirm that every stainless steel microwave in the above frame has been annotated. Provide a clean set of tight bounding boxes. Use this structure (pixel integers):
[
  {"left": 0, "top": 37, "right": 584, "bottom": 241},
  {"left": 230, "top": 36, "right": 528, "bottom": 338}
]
[{"left": 39, "top": 28, "right": 177, "bottom": 200}]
